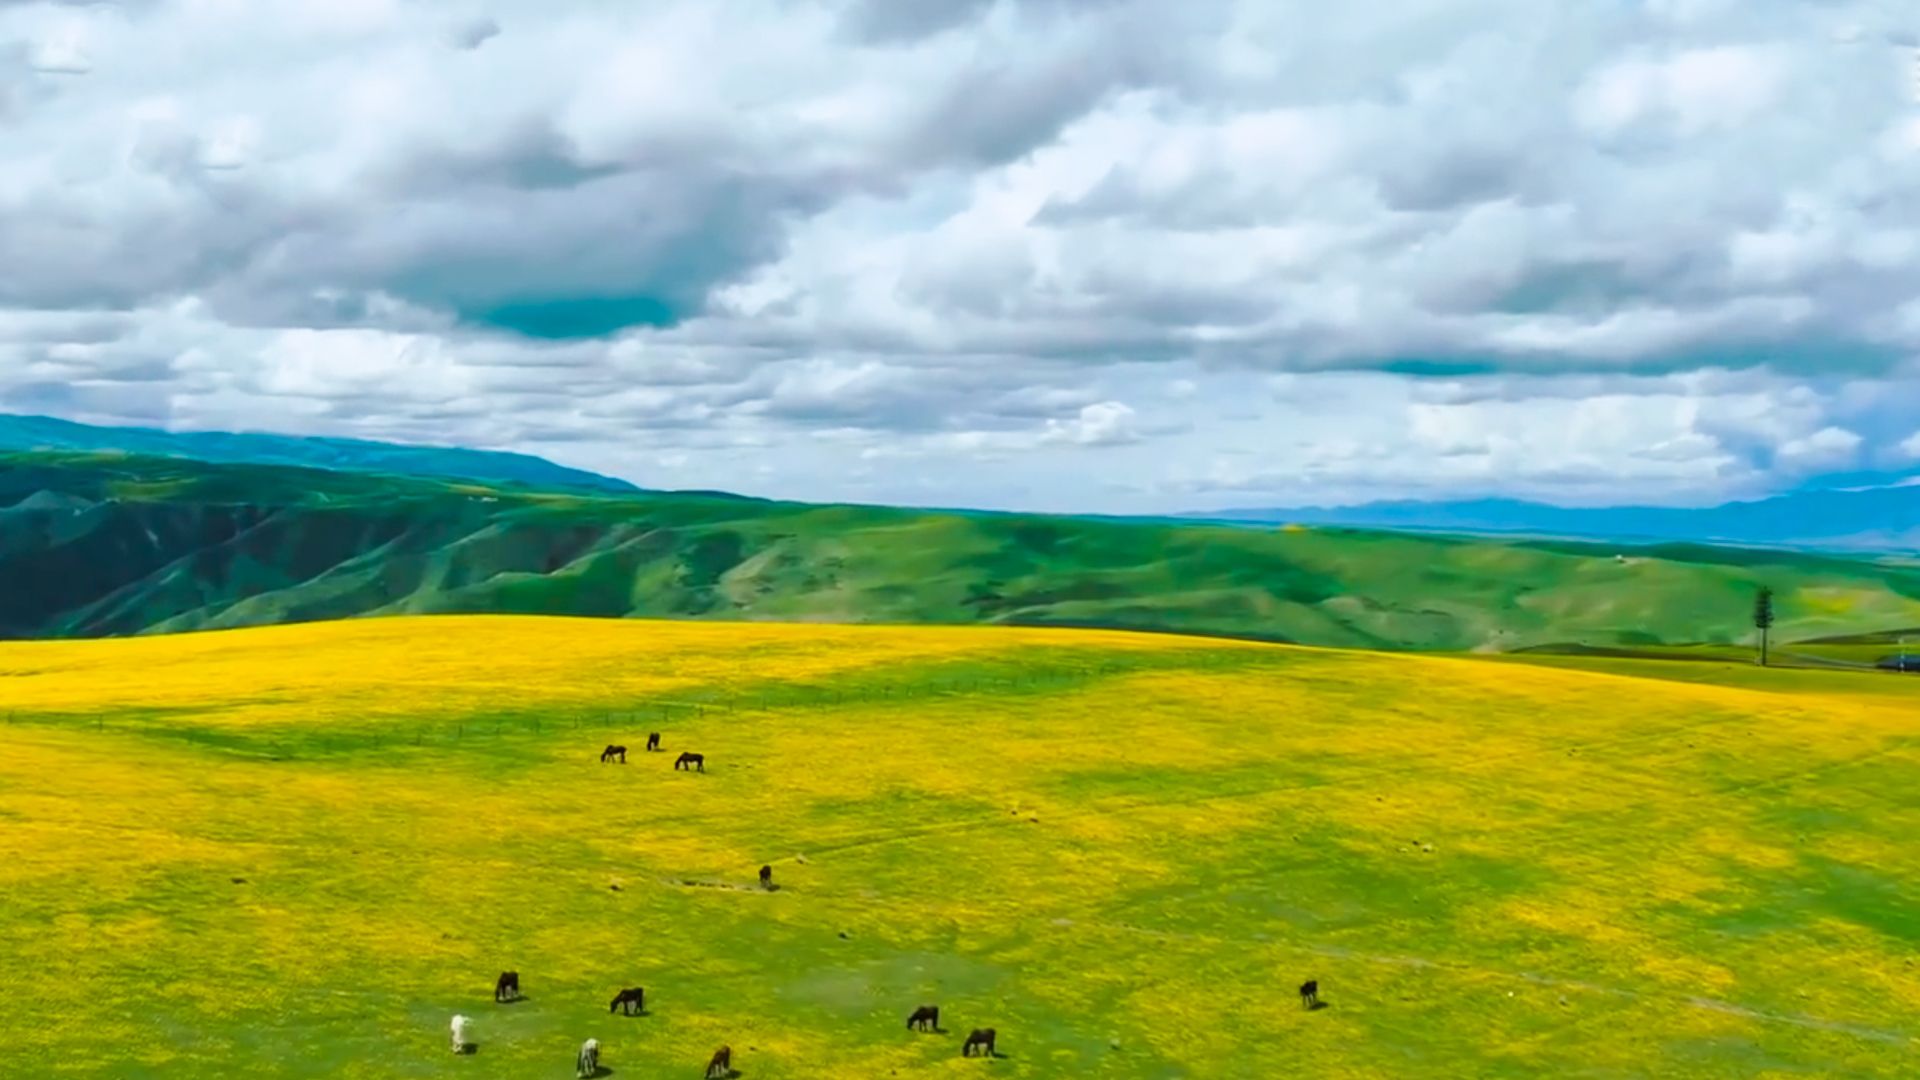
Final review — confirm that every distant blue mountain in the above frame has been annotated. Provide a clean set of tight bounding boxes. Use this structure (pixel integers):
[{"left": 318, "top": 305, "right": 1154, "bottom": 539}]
[
  {"left": 0, "top": 414, "right": 639, "bottom": 494},
  {"left": 1189, "top": 488, "right": 1920, "bottom": 552}
]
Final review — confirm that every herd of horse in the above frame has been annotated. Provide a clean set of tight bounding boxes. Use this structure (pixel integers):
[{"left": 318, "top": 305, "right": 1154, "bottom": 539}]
[
  {"left": 477, "top": 971, "right": 1008, "bottom": 1075},
  {"left": 459, "top": 736, "right": 1323, "bottom": 1074},
  {"left": 599, "top": 736, "right": 704, "bottom": 772}
]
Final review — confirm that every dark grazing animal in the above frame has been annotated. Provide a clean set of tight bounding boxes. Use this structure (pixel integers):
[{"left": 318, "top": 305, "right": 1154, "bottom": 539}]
[
  {"left": 705, "top": 1045, "right": 733, "bottom": 1078},
  {"left": 907, "top": 1005, "right": 940, "bottom": 1032},
  {"left": 675, "top": 752, "right": 705, "bottom": 772},
  {"left": 576, "top": 1038, "right": 600, "bottom": 1078},
  {"left": 758, "top": 864, "right": 773, "bottom": 890},
  {"left": 601, "top": 745, "right": 627, "bottom": 764},
  {"left": 609, "top": 987, "right": 645, "bottom": 1015},
  {"left": 495, "top": 971, "right": 520, "bottom": 1003},
  {"left": 1299, "top": 979, "right": 1319, "bottom": 1008},
  {"left": 647, "top": 732, "right": 662, "bottom": 752},
  {"left": 962, "top": 1029, "right": 996, "bottom": 1057}
]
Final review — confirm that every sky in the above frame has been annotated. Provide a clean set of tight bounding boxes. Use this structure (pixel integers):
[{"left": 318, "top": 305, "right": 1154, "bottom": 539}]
[{"left": 2, "top": 0, "right": 1920, "bottom": 514}]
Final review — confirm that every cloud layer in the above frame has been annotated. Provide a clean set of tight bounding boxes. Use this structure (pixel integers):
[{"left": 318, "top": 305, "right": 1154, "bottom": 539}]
[{"left": 1, "top": 0, "right": 1918, "bottom": 512}]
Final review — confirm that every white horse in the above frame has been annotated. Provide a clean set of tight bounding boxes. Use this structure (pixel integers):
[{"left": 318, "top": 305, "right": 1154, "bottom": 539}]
[
  {"left": 576, "top": 1037, "right": 600, "bottom": 1077},
  {"left": 450, "top": 1014, "right": 473, "bottom": 1053}
]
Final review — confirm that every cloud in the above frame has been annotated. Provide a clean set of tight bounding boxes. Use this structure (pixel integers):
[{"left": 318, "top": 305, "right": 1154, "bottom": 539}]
[
  {"left": 1042, "top": 400, "right": 1139, "bottom": 446},
  {"left": 0, "top": 0, "right": 1917, "bottom": 513},
  {"left": 1575, "top": 46, "right": 1789, "bottom": 138},
  {"left": 447, "top": 16, "right": 499, "bottom": 50},
  {"left": 1775, "top": 426, "right": 1864, "bottom": 472}
]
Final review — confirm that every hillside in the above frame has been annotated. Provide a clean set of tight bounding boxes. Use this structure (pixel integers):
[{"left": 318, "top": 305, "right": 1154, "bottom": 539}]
[
  {"left": 1, "top": 617, "right": 1914, "bottom": 1077},
  {"left": 0, "top": 413, "right": 638, "bottom": 494},
  {"left": 5, "top": 451, "right": 1920, "bottom": 648}
]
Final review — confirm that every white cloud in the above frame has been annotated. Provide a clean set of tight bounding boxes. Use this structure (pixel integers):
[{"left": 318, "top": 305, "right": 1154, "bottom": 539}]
[
  {"left": 1776, "top": 426, "right": 1864, "bottom": 472},
  {"left": 1043, "top": 400, "right": 1139, "bottom": 446},
  {"left": 1576, "top": 46, "right": 1789, "bottom": 138},
  {"left": 0, "top": 0, "right": 1916, "bottom": 512}
]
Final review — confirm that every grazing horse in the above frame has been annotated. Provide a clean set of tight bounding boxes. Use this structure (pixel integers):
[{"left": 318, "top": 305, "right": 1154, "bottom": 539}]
[
  {"left": 907, "top": 1005, "right": 940, "bottom": 1032},
  {"left": 705, "top": 1045, "right": 733, "bottom": 1078},
  {"left": 495, "top": 971, "right": 520, "bottom": 1003},
  {"left": 609, "top": 987, "right": 645, "bottom": 1015},
  {"left": 962, "top": 1028, "right": 997, "bottom": 1057},
  {"left": 576, "top": 1037, "right": 600, "bottom": 1078},
  {"left": 758, "top": 864, "right": 773, "bottom": 890},
  {"left": 1299, "top": 979, "right": 1319, "bottom": 1008},
  {"left": 449, "top": 1014, "right": 473, "bottom": 1054},
  {"left": 601, "top": 744, "right": 627, "bottom": 764},
  {"left": 646, "top": 732, "right": 662, "bottom": 752},
  {"left": 675, "top": 752, "right": 705, "bottom": 772}
]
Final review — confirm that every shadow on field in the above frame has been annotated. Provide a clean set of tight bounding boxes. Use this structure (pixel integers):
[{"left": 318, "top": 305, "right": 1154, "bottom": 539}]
[
  {"left": 583, "top": 1068, "right": 615, "bottom": 1078},
  {"left": 1308, "top": 1000, "right": 1330, "bottom": 1012}
]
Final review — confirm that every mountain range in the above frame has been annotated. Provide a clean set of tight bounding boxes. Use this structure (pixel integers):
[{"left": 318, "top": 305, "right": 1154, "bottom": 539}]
[
  {"left": 0, "top": 413, "right": 638, "bottom": 495},
  {"left": 1191, "top": 487, "right": 1920, "bottom": 551}
]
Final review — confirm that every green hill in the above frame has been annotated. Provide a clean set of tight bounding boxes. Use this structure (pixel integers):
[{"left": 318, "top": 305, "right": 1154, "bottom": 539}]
[{"left": 5, "top": 451, "right": 1920, "bottom": 647}]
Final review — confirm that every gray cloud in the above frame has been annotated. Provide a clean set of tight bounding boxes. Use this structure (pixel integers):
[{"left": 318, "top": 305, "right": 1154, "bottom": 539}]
[
  {"left": 0, "top": 0, "right": 1916, "bottom": 512},
  {"left": 840, "top": 0, "right": 995, "bottom": 43},
  {"left": 448, "top": 16, "right": 500, "bottom": 50}
]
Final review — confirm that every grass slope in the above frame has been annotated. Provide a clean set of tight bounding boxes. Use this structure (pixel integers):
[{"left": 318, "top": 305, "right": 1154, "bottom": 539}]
[
  {"left": 1, "top": 616, "right": 1916, "bottom": 1077},
  {"left": 6, "top": 452, "right": 1920, "bottom": 650}
]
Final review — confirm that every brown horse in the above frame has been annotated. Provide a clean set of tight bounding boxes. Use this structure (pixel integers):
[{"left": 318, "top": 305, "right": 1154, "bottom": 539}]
[
  {"left": 600, "top": 745, "right": 626, "bottom": 764},
  {"left": 675, "top": 752, "right": 705, "bottom": 772},
  {"left": 962, "top": 1028, "right": 996, "bottom": 1057},
  {"left": 758, "top": 865, "right": 773, "bottom": 890},
  {"left": 646, "top": 732, "right": 662, "bottom": 752},
  {"left": 609, "top": 987, "right": 645, "bottom": 1015},
  {"left": 494, "top": 971, "right": 520, "bottom": 1003},
  {"left": 907, "top": 1004, "right": 940, "bottom": 1032},
  {"left": 705, "top": 1045, "right": 733, "bottom": 1078},
  {"left": 1299, "top": 979, "right": 1320, "bottom": 1008}
]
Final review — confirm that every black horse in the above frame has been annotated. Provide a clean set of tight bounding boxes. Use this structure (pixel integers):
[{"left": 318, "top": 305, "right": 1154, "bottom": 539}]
[
  {"left": 609, "top": 987, "right": 645, "bottom": 1015},
  {"left": 600, "top": 745, "right": 626, "bottom": 764},
  {"left": 907, "top": 1005, "right": 940, "bottom": 1032},
  {"left": 705, "top": 1045, "right": 733, "bottom": 1078},
  {"left": 646, "top": 732, "right": 661, "bottom": 752},
  {"left": 962, "top": 1029, "right": 997, "bottom": 1057},
  {"left": 675, "top": 752, "right": 705, "bottom": 772},
  {"left": 495, "top": 970, "right": 520, "bottom": 1003},
  {"left": 758, "top": 865, "right": 773, "bottom": 890},
  {"left": 1299, "top": 979, "right": 1320, "bottom": 1009}
]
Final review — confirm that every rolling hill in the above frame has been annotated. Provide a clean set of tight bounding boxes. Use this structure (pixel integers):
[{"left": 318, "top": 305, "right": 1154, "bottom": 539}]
[
  {"left": 5, "top": 450, "right": 1920, "bottom": 650},
  {"left": 1, "top": 616, "right": 1914, "bottom": 1076},
  {"left": 0, "top": 413, "right": 638, "bottom": 494}
]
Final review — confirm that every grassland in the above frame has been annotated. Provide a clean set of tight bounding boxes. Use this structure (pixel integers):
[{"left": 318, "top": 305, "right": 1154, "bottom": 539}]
[
  {"left": 1, "top": 616, "right": 1916, "bottom": 1077},
  {"left": 9, "top": 451, "right": 1920, "bottom": 652}
]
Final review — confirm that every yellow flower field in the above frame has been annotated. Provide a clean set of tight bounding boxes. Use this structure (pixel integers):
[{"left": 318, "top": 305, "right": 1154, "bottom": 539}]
[{"left": 0, "top": 615, "right": 1915, "bottom": 1077}]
